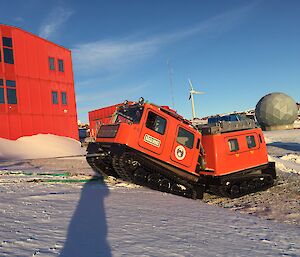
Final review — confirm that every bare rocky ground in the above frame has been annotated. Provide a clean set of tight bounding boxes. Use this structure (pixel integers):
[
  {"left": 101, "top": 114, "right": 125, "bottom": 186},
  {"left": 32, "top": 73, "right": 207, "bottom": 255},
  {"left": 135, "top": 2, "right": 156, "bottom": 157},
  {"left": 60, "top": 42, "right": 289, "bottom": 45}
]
[{"left": 203, "top": 169, "right": 300, "bottom": 226}]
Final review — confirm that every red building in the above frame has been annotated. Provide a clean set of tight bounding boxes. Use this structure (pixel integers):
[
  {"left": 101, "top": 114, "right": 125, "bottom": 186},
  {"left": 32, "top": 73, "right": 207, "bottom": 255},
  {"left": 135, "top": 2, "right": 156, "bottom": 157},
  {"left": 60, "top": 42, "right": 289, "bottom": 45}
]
[{"left": 0, "top": 24, "right": 78, "bottom": 140}]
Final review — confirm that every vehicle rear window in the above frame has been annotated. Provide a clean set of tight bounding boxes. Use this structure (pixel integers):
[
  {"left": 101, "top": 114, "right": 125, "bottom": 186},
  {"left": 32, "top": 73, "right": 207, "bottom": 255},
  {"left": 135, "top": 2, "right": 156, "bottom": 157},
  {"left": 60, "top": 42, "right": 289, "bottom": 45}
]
[
  {"left": 146, "top": 111, "right": 166, "bottom": 135},
  {"left": 177, "top": 127, "right": 194, "bottom": 149},
  {"left": 228, "top": 138, "right": 239, "bottom": 152},
  {"left": 246, "top": 135, "right": 256, "bottom": 148}
]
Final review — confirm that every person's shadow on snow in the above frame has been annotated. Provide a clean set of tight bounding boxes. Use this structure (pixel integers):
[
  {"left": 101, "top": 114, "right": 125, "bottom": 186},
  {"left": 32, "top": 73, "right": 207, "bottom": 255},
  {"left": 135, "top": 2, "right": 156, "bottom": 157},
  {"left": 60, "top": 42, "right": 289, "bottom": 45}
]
[{"left": 59, "top": 177, "right": 111, "bottom": 257}]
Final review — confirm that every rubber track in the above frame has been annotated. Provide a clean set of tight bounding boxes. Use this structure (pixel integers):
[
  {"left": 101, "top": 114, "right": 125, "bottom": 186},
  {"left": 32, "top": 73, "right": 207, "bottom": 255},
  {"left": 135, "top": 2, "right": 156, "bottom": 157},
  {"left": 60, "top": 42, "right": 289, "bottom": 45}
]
[
  {"left": 131, "top": 152, "right": 203, "bottom": 199},
  {"left": 217, "top": 173, "right": 274, "bottom": 198},
  {"left": 111, "top": 154, "right": 133, "bottom": 182},
  {"left": 88, "top": 150, "right": 203, "bottom": 199},
  {"left": 87, "top": 156, "right": 119, "bottom": 178},
  {"left": 86, "top": 157, "right": 106, "bottom": 176}
]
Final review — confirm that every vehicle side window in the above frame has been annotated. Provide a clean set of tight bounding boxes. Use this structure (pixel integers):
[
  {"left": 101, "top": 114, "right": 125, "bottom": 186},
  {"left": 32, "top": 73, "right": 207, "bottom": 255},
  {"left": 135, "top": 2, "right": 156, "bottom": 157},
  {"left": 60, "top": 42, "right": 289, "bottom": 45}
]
[
  {"left": 228, "top": 138, "right": 239, "bottom": 152},
  {"left": 246, "top": 135, "right": 256, "bottom": 148},
  {"left": 177, "top": 127, "right": 194, "bottom": 149},
  {"left": 146, "top": 111, "right": 166, "bottom": 135}
]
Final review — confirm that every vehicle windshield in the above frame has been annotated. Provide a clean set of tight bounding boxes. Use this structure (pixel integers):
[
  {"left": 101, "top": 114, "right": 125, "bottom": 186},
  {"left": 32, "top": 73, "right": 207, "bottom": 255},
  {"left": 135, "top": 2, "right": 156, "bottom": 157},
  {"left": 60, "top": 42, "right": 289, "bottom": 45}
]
[{"left": 114, "top": 104, "right": 144, "bottom": 124}]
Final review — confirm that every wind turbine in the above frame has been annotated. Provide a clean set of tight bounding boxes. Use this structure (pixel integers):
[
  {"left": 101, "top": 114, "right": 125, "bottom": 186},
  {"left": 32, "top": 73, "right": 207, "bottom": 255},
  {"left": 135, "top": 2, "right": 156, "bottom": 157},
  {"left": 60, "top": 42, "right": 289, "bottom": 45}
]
[{"left": 188, "top": 79, "right": 205, "bottom": 119}]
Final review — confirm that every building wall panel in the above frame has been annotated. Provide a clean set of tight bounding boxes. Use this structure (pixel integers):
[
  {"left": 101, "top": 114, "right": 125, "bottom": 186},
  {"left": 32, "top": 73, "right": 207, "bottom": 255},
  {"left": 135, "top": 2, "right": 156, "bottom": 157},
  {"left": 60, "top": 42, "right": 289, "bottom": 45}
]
[
  {"left": 8, "top": 114, "right": 22, "bottom": 140},
  {"left": 20, "top": 115, "right": 33, "bottom": 137}
]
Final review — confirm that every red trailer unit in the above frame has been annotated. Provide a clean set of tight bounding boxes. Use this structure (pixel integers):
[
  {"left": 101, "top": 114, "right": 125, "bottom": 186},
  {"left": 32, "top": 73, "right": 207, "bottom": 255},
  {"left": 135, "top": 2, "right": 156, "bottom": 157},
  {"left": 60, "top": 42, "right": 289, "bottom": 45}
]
[
  {"left": 89, "top": 103, "right": 130, "bottom": 138},
  {"left": 0, "top": 24, "right": 78, "bottom": 140}
]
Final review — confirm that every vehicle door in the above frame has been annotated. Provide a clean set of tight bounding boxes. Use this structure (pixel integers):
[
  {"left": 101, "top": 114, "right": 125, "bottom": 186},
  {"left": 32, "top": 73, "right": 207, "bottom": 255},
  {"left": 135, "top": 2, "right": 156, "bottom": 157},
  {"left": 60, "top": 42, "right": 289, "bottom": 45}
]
[
  {"left": 138, "top": 109, "right": 167, "bottom": 155},
  {"left": 171, "top": 126, "right": 196, "bottom": 168}
]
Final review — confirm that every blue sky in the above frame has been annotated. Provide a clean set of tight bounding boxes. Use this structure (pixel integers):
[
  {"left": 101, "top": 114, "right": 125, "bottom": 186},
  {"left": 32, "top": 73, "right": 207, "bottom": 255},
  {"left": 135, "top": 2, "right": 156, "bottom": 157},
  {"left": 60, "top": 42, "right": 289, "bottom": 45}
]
[{"left": 1, "top": 0, "right": 300, "bottom": 122}]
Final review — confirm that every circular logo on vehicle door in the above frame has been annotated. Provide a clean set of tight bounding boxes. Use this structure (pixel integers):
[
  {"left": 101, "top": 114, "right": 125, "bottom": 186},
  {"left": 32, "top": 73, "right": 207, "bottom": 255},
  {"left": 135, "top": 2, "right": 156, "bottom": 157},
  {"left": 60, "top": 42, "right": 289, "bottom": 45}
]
[{"left": 175, "top": 145, "right": 186, "bottom": 160}]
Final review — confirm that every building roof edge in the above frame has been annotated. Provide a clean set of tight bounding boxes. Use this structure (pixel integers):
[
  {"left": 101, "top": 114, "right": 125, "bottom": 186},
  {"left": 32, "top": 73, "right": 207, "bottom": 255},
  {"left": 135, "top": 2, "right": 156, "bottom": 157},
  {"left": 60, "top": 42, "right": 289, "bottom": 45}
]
[{"left": 0, "top": 23, "right": 71, "bottom": 52}]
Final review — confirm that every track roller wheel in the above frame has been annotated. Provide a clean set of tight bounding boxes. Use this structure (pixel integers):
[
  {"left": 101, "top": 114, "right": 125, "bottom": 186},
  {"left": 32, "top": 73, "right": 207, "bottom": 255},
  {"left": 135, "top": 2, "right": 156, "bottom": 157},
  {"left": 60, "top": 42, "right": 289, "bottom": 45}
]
[
  {"left": 171, "top": 183, "right": 182, "bottom": 196},
  {"left": 248, "top": 180, "right": 255, "bottom": 192},
  {"left": 147, "top": 174, "right": 160, "bottom": 189},
  {"left": 193, "top": 186, "right": 204, "bottom": 200},
  {"left": 264, "top": 175, "right": 274, "bottom": 187},
  {"left": 183, "top": 187, "right": 195, "bottom": 199},
  {"left": 239, "top": 182, "right": 248, "bottom": 195},
  {"left": 123, "top": 155, "right": 139, "bottom": 172},
  {"left": 133, "top": 168, "right": 147, "bottom": 185},
  {"left": 254, "top": 178, "right": 264, "bottom": 189},
  {"left": 229, "top": 184, "right": 240, "bottom": 198},
  {"left": 159, "top": 178, "right": 171, "bottom": 193}
]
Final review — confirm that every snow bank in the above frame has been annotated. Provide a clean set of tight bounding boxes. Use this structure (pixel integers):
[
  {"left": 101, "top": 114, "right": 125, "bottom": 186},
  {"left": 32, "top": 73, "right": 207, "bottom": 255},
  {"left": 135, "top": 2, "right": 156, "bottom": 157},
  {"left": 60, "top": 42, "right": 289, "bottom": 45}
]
[
  {"left": 264, "top": 129, "right": 300, "bottom": 174},
  {"left": 0, "top": 134, "right": 86, "bottom": 160},
  {"left": 268, "top": 155, "right": 300, "bottom": 175}
]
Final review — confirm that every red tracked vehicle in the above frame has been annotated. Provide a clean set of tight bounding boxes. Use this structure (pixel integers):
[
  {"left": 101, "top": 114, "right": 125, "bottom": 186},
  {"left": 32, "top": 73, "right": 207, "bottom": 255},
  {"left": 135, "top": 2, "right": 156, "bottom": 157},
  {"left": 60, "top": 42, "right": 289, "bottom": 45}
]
[{"left": 86, "top": 98, "right": 276, "bottom": 199}]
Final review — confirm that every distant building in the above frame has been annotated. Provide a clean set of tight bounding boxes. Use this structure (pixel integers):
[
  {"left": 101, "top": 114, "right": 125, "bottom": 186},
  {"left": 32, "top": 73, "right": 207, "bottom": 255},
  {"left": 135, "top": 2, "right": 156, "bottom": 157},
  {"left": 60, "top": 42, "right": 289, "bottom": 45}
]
[{"left": 0, "top": 24, "right": 78, "bottom": 140}]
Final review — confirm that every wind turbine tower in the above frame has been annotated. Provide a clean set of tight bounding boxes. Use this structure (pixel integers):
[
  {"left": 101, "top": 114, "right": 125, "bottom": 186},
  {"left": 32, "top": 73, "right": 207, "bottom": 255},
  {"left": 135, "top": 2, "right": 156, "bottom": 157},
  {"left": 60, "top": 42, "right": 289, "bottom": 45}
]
[{"left": 188, "top": 79, "right": 205, "bottom": 119}]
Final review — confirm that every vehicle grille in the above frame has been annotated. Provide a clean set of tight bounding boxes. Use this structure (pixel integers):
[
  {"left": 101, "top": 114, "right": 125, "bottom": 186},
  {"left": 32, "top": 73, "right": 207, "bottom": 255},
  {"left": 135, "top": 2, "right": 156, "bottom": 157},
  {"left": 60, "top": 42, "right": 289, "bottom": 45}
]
[{"left": 97, "top": 124, "right": 119, "bottom": 138}]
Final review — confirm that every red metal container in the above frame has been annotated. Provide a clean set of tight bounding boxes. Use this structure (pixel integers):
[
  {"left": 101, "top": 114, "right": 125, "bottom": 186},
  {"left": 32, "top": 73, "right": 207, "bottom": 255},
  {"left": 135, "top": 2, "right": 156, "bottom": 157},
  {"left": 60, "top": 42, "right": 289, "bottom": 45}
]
[
  {"left": 89, "top": 104, "right": 123, "bottom": 138},
  {"left": 0, "top": 24, "right": 78, "bottom": 140}
]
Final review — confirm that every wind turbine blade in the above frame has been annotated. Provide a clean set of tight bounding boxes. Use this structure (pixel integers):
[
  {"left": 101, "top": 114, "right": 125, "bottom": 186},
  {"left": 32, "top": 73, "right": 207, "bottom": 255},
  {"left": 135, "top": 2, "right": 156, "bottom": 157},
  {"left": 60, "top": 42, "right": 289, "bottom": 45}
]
[
  {"left": 193, "top": 91, "right": 205, "bottom": 95},
  {"left": 188, "top": 78, "right": 194, "bottom": 90},
  {"left": 189, "top": 94, "right": 191, "bottom": 100}
]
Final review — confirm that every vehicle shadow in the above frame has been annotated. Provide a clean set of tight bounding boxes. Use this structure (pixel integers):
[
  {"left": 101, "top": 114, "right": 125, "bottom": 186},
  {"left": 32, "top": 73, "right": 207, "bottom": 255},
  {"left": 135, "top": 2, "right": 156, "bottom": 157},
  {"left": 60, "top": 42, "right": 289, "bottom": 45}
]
[{"left": 59, "top": 177, "right": 111, "bottom": 257}]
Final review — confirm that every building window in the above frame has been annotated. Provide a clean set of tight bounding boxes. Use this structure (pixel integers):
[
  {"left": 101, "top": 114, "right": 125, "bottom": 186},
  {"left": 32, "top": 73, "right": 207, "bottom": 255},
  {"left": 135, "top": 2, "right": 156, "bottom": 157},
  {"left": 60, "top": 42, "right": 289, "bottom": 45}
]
[
  {"left": 146, "top": 111, "right": 167, "bottom": 135},
  {"left": 6, "top": 80, "right": 17, "bottom": 104},
  {"left": 2, "top": 37, "right": 13, "bottom": 47},
  {"left": 0, "top": 88, "right": 4, "bottom": 104},
  {"left": 0, "top": 79, "right": 4, "bottom": 104},
  {"left": 2, "top": 37, "right": 14, "bottom": 64},
  {"left": 52, "top": 91, "right": 58, "bottom": 104},
  {"left": 49, "top": 57, "right": 55, "bottom": 70},
  {"left": 3, "top": 48, "right": 14, "bottom": 64},
  {"left": 7, "top": 88, "right": 17, "bottom": 104},
  {"left": 228, "top": 138, "right": 239, "bottom": 152},
  {"left": 6, "top": 80, "right": 16, "bottom": 87},
  {"left": 246, "top": 135, "right": 256, "bottom": 149},
  {"left": 61, "top": 92, "right": 67, "bottom": 105},
  {"left": 58, "top": 59, "right": 64, "bottom": 72},
  {"left": 176, "top": 127, "right": 194, "bottom": 149}
]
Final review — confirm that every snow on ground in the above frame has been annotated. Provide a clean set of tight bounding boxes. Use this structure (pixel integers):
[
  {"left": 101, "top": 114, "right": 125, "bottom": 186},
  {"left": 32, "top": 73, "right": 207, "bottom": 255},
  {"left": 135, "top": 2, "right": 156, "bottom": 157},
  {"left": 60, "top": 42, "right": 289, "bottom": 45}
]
[
  {"left": 0, "top": 130, "right": 299, "bottom": 256},
  {"left": 264, "top": 129, "right": 300, "bottom": 174},
  {"left": 0, "top": 134, "right": 86, "bottom": 160},
  {"left": 0, "top": 179, "right": 299, "bottom": 257}
]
